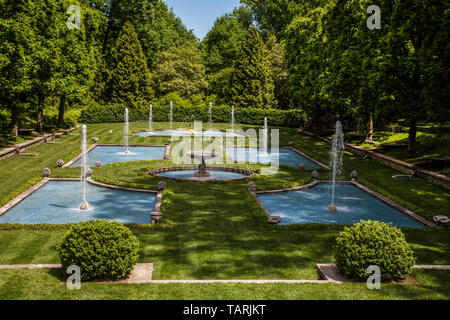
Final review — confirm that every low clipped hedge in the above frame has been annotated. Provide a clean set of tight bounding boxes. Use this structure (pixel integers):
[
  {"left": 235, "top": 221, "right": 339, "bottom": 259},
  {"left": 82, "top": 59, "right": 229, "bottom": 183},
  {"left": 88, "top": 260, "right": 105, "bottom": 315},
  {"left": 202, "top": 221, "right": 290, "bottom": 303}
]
[
  {"left": 57, "top": 220, "right": 139, "bottom": 281},
  {"left": 79, "top": 103, "right": 305, "bottom": 128},
  {"left": 334, "top": 221, "right": 415, "bottom": 282}
]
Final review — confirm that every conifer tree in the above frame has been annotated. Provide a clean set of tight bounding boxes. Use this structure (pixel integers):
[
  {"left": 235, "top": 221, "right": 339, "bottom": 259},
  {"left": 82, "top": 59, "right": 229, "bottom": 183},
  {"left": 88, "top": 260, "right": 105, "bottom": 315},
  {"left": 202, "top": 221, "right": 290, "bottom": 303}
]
[
  {"left": 106, "top": 21, "right": 153, "bottom": 107},
  {"left": 230, "top": 26, "right": 275, "bottom": 108}
]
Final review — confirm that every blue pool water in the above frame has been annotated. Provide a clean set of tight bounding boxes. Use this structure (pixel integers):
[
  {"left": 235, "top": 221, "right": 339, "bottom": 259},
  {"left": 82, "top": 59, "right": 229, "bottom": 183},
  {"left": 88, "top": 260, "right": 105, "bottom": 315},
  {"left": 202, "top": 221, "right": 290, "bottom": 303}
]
[
  {"left": 136, "top": 130, "right": 246, "bottom": 137},
  {"left": 157, "top": 170, "right": 248, "bottom": 181},
  {"left": 0, "top": 181, "right": 156, "bottom": 224},
  {"left": 258, "top": 184, "right": 424, "bottom": 227},
  {"left": 225, "top": 148, "right": 321, "bottom": 169},
  {"left": 71, "top": 146, "right": 166, "bottom": 167}
]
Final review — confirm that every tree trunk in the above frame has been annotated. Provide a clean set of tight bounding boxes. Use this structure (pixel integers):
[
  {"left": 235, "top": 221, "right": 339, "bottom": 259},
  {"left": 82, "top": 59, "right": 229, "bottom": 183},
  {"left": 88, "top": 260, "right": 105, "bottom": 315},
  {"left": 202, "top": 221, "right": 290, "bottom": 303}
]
[
  {"left": 36, "top": 95, "right": 44, "bottom": 133},
  {"left": 365, "top": 113, "right": 374, "bottom": 143},
  {"left": 408, "top": 116, "right": 417, "bottom": 154},
  {"left": 57, "top": 97, "right": 66, "bottom": 128},
  {"left": 10, "top": 105, "right": 19, "bottom": 137}
]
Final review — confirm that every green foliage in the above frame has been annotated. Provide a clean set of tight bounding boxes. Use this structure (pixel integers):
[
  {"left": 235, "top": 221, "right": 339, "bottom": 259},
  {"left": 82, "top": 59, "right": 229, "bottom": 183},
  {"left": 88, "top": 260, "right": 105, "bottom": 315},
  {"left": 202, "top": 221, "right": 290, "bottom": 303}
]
[
  {"left": 57, "top": 220, "right": 139, "bottom": 281},
  {"left": 153, "top": 43, "right": 207, "bottom": 99},
  {"left": 230, "top": 26, "right": 276, "bottom": 108},
  {"left": 335, "top": 221, "right": 416, "bottom": 281},
  {"left": 106, "top": 21, "right": 154, "bottom": 108},
  {"left": 80, "top": 103, "right": 305, "bottom": 127}
]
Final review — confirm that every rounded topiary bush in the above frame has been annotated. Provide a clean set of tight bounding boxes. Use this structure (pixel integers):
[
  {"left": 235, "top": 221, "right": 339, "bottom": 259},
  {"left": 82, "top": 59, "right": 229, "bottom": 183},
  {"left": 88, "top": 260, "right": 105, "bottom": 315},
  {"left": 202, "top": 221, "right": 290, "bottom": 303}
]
[
  {"left": 335, "top": 221, "right": 415, "bottom": 282},
  {"left": 57, "top": 220, "right": 139, "bottom": 281}
]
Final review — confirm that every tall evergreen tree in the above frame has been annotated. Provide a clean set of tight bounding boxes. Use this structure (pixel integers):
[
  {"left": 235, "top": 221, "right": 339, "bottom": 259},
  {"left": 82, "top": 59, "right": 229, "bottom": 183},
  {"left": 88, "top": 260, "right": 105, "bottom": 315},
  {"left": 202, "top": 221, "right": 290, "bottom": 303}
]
[
  {"left": 106, "top": 21, "right": 153, "bottom": 107},
  {"left": 230, "top": 26, "right": 275, "bottom": 108},
  {"left": 153, "top": 43, "right": 207, "bottom": 99}
]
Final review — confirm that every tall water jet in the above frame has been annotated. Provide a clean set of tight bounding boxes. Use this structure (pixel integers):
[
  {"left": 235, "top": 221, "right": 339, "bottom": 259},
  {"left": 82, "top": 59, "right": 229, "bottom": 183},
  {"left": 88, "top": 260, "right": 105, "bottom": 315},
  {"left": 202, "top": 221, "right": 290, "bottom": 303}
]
[
  {"left": 169, "top": 101, "right": 173, "bottom": 131},
  {"left": 148, "top": 104, "right": 154, "bottom": 134},
  {"left": 231, "top": 105, "right": 235, "bottom": 132},
  {"left": 262, "top": 117, "right": 268, "bottom": 156},
  {"left": 124, "top": 108, "right": 130, "bottom": 154},
  {"left": 209, "top": 102, "right": 212, "bottom": 129},
  {"left": 329, "top": 121, "right": 345, "bottom": 212},
  {"left": 79, "top": 125, "right": 89, "bottom": 211}
]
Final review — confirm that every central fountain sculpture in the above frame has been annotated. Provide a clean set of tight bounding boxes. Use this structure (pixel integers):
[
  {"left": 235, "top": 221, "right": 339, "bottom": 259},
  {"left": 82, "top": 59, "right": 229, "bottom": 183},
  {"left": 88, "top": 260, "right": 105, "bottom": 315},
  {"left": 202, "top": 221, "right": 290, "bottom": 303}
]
[
  {"left": 80, "top": 125, "right": 89, "bottom": 211},
  {"left": 189, "top": 151, "right": 217, "bottom": 178},
  {"left": 329, "top": 121, "right": 345, "bottom": 212}
]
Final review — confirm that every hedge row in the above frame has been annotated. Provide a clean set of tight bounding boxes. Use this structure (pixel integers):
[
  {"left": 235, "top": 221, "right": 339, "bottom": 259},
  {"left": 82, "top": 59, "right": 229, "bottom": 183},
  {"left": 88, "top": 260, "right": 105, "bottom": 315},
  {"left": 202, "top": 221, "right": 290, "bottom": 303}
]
[{"left": 79, "top": 104, "right": 306, "bottom": 128}]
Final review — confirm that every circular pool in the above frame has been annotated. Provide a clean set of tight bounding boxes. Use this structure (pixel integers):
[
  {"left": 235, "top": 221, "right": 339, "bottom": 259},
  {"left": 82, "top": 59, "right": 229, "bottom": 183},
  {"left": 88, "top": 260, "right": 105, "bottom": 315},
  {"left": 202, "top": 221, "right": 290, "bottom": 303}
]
[{"left": 148, "top": 166, "right": 255, "bottom": 181}]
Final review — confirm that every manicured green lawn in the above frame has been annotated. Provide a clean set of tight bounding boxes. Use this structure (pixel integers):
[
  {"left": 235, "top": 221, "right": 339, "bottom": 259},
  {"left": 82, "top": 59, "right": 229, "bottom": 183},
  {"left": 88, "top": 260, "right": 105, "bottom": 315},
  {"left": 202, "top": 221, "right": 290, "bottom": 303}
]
[
  {"left": 0, "top": 268, "right": 448, "bottom": 300},
  {"left": 0, "top": 122, "right": 449, "bottom": 300}
]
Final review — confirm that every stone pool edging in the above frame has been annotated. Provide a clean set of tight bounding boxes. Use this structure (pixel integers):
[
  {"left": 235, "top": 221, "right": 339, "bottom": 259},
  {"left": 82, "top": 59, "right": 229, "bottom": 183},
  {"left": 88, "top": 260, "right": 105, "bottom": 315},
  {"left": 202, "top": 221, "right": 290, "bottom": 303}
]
[
  {"left": 147, "top": 166, "right": 257, "bottom": 182},
  {"left": 0, "top": 125, "right": 81, "bottom": 161},
  {"left": 0, "top": 178, "right": 164, "bottom": 224},
  {"left": 253, "top": 180, "right": 437, "bottom": 228},
  {"left": 286, "top": 146, "right": 330, "bottom": 169},
  {"left": 63, "top": 143, "right": 170, "bottom": 168}
]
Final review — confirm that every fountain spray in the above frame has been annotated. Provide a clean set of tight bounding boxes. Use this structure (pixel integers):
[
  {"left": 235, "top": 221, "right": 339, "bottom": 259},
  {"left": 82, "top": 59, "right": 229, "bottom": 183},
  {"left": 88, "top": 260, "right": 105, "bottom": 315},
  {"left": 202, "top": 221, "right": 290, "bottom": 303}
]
[
  {"left": 231, "top": 105, "right": 235, "bottom": 132},
  {"left": 79, "top": 125, "right": 89, "bottom": 211},
  {"left": 124, "top": 108, "right": 130, "bottom": 154},
  {"left": 329, "top": 121, "right": 345, "bottom": 212},
  {"left": 148, "top": 104, "right": 154, "bottom": 134},
  {"left": 169, "top": 101, "right": 173, "bottom": 131},
  {"left": 262, "top": 117, "right": 268, "bottom": 156},
  {"left": 209, "top": 102, "right": 212, "bottom": 129}
]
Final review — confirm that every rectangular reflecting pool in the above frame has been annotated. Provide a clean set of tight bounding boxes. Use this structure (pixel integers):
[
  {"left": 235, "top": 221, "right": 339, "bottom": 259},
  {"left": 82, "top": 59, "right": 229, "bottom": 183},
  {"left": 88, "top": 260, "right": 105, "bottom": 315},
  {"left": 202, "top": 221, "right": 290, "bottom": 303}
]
[
  {"left": 71, "top": 146, "right": 166, "bottom": 167},
  {"left": 225, "top": 148, "right": 322, "bottom": 169},
  {"left": 258, "top": 184, "right": 424, "bottom": 227},
  {"left": 0, "top": 181, "right": 156, "bottom": 224}
]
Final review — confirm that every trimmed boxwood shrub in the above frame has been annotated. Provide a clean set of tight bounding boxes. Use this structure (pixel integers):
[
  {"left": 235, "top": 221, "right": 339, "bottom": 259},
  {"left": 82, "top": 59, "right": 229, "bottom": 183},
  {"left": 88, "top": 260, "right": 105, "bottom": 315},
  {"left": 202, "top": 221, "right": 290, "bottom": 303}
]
[
  {"left": 57, "top": 220, "right": 139, "bottom": 281},
  {"left": 334, "top": 221, "right": 415, "bottom": 282},
  {"left": 79, "top": 103, "right": 305, "bottom": 128}
]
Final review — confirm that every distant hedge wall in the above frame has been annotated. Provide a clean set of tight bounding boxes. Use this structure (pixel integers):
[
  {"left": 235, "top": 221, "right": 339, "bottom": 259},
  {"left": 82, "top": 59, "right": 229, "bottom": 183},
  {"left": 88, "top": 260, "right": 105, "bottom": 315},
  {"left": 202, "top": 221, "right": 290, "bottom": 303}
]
[{"left": 79, "top": 104, "right": 305, "bottom": 128}]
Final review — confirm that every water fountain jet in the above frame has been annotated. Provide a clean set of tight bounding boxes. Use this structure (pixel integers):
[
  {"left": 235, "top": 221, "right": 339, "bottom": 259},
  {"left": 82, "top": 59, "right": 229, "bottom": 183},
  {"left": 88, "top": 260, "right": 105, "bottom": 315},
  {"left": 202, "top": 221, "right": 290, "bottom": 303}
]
[
  {"left": 148, "top": 104, "right": 154, "bottom": 134},
  {"left": 169, "top": 101, "right": 173, "bottom": 132},
  {"left": 209, "top": 102, "right": 212, "bottom": 130},
  {"left": 262, "top": 117, "right": 268, "bottom": 156},
  {"left": 124, "top": 108, "right": 130, "bottom": 154},
  {"left": 80, "top": 125, "right": 89, "bottom": 211},
  {"left": 329, "top": 121, "right": 345, "bottom": 212},
  {"left": 231, "top": 105, "right": 235, "bottom": 132}
]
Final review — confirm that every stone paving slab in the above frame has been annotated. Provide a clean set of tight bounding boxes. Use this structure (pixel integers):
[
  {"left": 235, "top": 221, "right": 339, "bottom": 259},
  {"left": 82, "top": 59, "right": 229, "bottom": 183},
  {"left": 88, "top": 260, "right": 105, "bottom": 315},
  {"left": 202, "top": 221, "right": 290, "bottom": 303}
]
[
  {"left": 316, "top": 264, "right": 353, "bottom": 283},
  {"left": 413, "top": 265, "right": 450, "bottom": 270}
]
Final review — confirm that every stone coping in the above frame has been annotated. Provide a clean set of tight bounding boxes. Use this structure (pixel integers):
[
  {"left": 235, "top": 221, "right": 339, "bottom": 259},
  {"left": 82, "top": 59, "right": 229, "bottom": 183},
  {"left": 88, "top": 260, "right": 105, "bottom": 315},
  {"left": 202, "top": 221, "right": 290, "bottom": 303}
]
[
  {"left": 63, "top": 143, "right": 170, "bottom": 168},
  {"left": 0, "top": 263, "right": 154, "bottom": 284},
  {"left": 298, "top": 128, "right": 450, "bottom": 190},
  {"left": 0, "top": 178, "right": 163, "bottom": 224},
  {"left": 286, "top": 146, "right": 330, "bottom": 169},
  {"left": 253, "top": 180, "right": 437, "bottom": 228},
  {"left": 147, "top": 166, "right": 257, "bottom": 182},
  {"left": 0, "top": 125, "right": 81, "bottom": 161}
]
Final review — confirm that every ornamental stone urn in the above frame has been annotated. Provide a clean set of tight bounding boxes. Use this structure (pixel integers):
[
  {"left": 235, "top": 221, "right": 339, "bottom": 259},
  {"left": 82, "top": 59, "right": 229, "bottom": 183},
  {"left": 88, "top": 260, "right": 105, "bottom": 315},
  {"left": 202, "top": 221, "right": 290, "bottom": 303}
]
[
  {"left": 85, "top": 168, "right": 93, "bottom": 177},
  {"left": 151, "top": 212, "right": 163, "bottom": 224},
  {"left": 42, "top": 168, "right": 51, "bottom": 177},
  {"left": 311, "top": 170, "right": 319, "bottom": 180},
  {"left": 248, "top": 182, "right": 256, "bottom": 193},
  {"left": 298, "top": 164, "right": 306, "bottom": 171},
  {"left": 434, "top": 215, "right": 450, "bottom": 226},
  {"left": 351, "top": 170, "right": 358, "bottom": 181},
  {"left": 56, "top": 159, "right": 64, "bottom": 167},
  {"left": 91, "top": 137, "right": 99, "bottom": 144},
  {"left": 268, "top": 216, "right": 282, "bottom": 224},
  {"left": 94, "top": 161, "right": 102, "bottom": 168},
  {"left": 288, "top": 141, "right": 295, "bottom": 147},
  {"left": 157, "top": 181, "right": 167, "bottom": 191}
]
